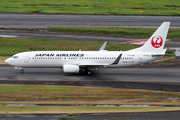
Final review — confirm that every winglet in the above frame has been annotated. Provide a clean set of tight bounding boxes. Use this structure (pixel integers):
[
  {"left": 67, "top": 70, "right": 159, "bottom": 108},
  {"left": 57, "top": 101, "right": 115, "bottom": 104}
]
[
  {"left": 111, "top": 54, "right": 122, "bottom": 65},
  {"left": 99, "top": 41, "right": 107, "bottom": 51}
]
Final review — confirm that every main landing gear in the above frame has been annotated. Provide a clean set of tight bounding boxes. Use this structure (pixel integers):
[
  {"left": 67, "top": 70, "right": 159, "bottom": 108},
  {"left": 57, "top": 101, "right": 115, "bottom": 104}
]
[
  {"left": 81, "top": 68, "right": 92, "bottom": 75},
  {"left": 86, "top": 69, "right": 92, "bottom": 75},
  {"left": 20, "top": 69, "right": 24, "bottom": 73}
]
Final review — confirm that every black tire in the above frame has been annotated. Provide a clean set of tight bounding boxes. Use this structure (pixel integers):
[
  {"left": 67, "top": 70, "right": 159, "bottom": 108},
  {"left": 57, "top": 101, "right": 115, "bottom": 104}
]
[
  {"left": 20, "top": 69, "right": 24, "bottom": 73},
  {"left": 86, "top": 70, "right": 92, "bottom": 75}
]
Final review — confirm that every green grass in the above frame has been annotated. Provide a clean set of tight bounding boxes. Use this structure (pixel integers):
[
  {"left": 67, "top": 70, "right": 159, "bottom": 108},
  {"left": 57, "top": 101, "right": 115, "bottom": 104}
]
[
  {"left": 0, "top": 36, "right": 175, "bottom": 57},
  {"left": 0, "top": 37, "right": 138, "bottom": 56},
  {"left": 48, "top": 27, "right": 180, "bottom": 39},
  {"left": 0, "top": 84, "right": 180, "bottom": 105},
  {"left": 0, "top": 0, "right": 180, "bottom": 15}
]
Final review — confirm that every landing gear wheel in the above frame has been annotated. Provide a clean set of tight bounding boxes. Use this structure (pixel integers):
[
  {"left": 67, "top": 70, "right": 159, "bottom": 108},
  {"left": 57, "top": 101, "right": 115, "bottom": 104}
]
[
  {"left": 20, "top": 69, "right": 24, "bottom": 73},
  {"left": 86, "top": 70, "right": 92, "bottom": 75}
]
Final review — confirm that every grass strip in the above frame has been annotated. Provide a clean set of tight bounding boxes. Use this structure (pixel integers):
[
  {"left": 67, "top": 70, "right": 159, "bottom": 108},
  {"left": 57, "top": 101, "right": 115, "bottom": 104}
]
[
  {"left": 48, "top": 27, "right": 180, "bottom": 39},
  {"left": 0, "top": 106, "right": 180, "bottom": 114},
  {"left": 0, "top": 37, "right": 175, "bottom": 57},
  {"left": 0, "top": 37, "right": 138, "bottom": 56},
  {"left": 0, "top": 0, "right": 180, "bottom": 16},
  {"left": 0, "top": 56, "right": 9, "bottom": 64},
  {"left": 0, "top": 84, "right": 180, "bottom": 105}
]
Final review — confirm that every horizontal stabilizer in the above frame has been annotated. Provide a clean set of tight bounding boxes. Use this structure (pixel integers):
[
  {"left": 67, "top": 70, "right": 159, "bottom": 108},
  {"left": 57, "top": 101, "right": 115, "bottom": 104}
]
[
  {"left": 151, "top": 49, "right": 167, "bottom": 56},
  {"left": 151, "top": 54, "right": 166, "bottom": 57}
]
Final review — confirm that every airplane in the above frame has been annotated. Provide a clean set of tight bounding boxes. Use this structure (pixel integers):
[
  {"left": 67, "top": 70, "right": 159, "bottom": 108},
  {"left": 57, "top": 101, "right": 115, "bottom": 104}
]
[{"left": 5, "top": 22, "right": 170, "bottom": 75}]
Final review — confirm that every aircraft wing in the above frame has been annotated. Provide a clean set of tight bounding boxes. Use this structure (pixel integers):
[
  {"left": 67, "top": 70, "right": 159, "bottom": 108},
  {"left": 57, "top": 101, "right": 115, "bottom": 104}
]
[
  {"left": 78, "top": 54, "right": 122, "bottom": 67},
  {"left": 78, "top": 63, "right": 109, "bottom": 67}
]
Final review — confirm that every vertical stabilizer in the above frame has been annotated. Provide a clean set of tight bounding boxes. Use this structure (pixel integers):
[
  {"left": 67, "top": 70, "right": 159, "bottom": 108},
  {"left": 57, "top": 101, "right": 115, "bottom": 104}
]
[{"left": 129, "top": 22, "right": 170, "bottom": 53}]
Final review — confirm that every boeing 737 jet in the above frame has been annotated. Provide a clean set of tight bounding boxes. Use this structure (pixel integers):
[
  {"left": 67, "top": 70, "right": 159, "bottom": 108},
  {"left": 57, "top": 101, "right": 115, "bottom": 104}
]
[{"left": 5, "top": 22, "right": 170, "bottom": 75}]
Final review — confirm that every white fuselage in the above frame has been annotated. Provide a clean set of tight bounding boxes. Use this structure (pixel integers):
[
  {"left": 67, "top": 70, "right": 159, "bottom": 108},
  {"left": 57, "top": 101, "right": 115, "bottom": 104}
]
[{"left": 5, "top": 51, "right": 163, "bottom": 68}]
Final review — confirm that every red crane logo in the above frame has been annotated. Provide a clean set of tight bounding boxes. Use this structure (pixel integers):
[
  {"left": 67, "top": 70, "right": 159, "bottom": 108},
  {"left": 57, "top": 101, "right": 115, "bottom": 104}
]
[{"left": 151, "top": 36, "right": 163, "bottom": 48}]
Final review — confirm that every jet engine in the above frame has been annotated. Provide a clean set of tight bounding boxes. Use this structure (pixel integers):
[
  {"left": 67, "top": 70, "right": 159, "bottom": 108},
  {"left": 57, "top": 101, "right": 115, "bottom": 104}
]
[{"left": 63, "top": 64, "right": 79, "bottom": 73}]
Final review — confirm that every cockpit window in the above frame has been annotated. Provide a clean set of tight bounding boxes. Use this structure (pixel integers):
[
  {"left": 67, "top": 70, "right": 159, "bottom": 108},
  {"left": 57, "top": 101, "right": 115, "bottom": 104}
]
[{"left": 12, "top": 56, "right": 18, "bottom": 59}]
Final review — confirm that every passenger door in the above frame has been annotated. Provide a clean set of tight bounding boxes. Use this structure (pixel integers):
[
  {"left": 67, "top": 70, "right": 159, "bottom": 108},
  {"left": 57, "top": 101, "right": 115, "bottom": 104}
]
[
  {"left": 138, "top": 54, "right": 142, "bottom": 64},
  {"left": 24, "top": 54, "right": 29, "bottom": 63}
]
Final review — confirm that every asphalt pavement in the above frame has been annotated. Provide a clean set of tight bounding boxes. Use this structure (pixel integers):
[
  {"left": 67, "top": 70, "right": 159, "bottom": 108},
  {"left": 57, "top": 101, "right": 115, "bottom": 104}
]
[
  {"left": 1, "top": 111, "right": 180, "bottom": 120},
  {"left": 0, "top": 29, "right": 180, "bottom": 48},
  {"left": 0, "top": 14, "right": 180, "bottom": 28},
  {"left": 1, "top": 65, "right": 180, "bottom": 92}
]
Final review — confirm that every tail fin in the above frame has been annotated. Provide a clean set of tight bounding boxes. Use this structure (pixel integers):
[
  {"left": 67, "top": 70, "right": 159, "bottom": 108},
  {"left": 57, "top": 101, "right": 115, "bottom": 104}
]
[{"left": 129, "top": 22, "right": 170, "bottom": 53}]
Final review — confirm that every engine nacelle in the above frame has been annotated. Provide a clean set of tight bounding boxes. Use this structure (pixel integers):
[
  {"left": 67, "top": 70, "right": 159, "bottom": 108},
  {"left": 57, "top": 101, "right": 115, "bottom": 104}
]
[{"left": 63, "top": 64, "right": 79, "bottom": 73}]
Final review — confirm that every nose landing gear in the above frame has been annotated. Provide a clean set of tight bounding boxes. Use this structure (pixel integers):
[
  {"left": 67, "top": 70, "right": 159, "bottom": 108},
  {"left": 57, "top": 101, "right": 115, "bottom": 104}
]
[{"left": 15, "top": 67, "right": 24, "bottom": 73}]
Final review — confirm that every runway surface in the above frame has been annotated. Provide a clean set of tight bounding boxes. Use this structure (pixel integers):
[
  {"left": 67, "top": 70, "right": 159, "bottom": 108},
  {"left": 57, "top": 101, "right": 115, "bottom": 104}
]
[
  {"left": 1, "top": 65, "right": 180, "bottom": 92},
  {"left": 0, "top": 14, "right": 180, "bottom": 28},
  {"left": 1, "top": 111, "right": 180, "bottom": 120},
  {"left": 0, "top": 29, "right": 139, "bottom": 43},
  {"left": 1, "top": 29, "right": 180, "bottom": 48}
]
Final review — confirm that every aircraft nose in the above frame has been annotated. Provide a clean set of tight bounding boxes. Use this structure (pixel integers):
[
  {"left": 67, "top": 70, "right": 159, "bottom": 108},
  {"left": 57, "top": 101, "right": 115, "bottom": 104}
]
[{"left": 5, "top": 58, "right": 11, "bottom": 65}]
